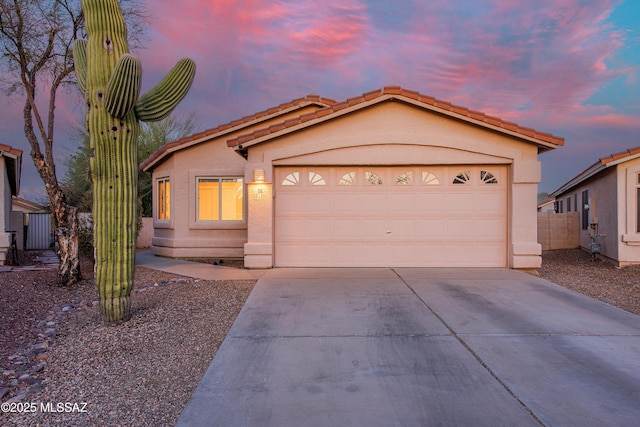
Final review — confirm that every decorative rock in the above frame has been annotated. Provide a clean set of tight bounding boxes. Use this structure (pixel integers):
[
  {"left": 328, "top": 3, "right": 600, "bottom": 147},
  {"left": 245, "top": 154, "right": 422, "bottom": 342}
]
[
  {"left": 3, "top": 369, "right": 16, "bottom": 379},
  {"left": 177, "top": 279, "right": 188, "bottom": 284},
  {"left": 36, "top": 353, "right": 48, "bottom": 362},
  {"left": 0, "top": 387, "right": 9, "bottom": 399},
  {"left": 61, "top": 304, "right": 72, "bottom": 312},
  {"left": 46, "top": 321, "right": 56, "bottom": 327},
  {"left": 32, "top": 363, "right": 46, "bottom": 373},
  {"left": 6, "top": 391, "right": 27, "bottom": 403},
  {"left": 33, "top": 342, "right": 49, "bottom": 352},
  {"left": 18, "top": 373, "right": 30, "bottom": 381},
  {"left": 45, "top": 328, "right": 56, "bottom": 336}
]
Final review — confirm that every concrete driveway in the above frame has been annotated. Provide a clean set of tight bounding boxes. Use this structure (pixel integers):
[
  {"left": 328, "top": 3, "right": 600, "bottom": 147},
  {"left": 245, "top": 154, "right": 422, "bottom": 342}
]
[{"left": 176, "top": 268, "right": 640, "bottom": 427}]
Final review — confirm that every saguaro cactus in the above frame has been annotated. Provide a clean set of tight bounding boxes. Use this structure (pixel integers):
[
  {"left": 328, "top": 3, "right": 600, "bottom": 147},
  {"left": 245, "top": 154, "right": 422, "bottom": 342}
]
[{"left": 75, "top": 0, "right": 195, "bottom": 322}]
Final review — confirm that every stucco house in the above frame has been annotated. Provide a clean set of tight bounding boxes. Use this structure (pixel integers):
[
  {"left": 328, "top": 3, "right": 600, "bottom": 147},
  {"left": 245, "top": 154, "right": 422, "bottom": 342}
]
[
  {"left": 1, "top": 143, "right": 23, "bottom": 264},
  {"left": 550, "top": 146, "right": 640, "bottom": 266},
  {"left": 141, "top": 86, "right": 564, "bottom": 269}
]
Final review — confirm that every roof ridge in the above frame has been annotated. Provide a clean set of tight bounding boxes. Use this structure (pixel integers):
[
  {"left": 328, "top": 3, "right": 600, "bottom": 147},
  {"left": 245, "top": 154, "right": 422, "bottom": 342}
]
[{"left": 227, "top": 86, "right": 565, "bottom": 148}]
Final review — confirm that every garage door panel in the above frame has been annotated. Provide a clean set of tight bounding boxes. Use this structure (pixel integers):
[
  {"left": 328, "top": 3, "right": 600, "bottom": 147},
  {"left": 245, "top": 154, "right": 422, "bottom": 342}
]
[
  {"left": 275, "top": 166, "right": 507, "bottom": 267},
  {"left": 446, "top": 193, "right": 475, "bottom": 213},
  {"left": 333, "top": 219, "right": 360, "bottom": 240},
  {"left": 359, "top": 193, "right": 387, "bottom": 214},
  {"left": 474, "top": 192, "right": 506, "bottom": 214},
  {"left": 389, "top": 219, "right": 417, "bottom": 238},
  {"left": 276, "top": 219, "right": 305, "bottom": 239},
  {"left": 278, "top": 193, "right": 304, "bottom": 214},
  {"left": 389, "top": 193, "right": 416, "bottom": 211},
  {"left": 445, "top": 243, "right": 477, "bottom": 266},
  {"left": 332, "top": 245, "right": 362, "bottom": 266},
  {"left": 359, "top": 244, "right": 388, "bottom": 265},
  {"left": 304, "top": 219, "right": 333, "bottom": 239},
  {"left": 360, "top": 219, "right": 387, "bottom": 239},
  {"left": 332, "top": 194, "right": 360, "bottom": 213},
  {"left": 416, "top": 193, "right": 446, "bottom": 213},
  {"left": 475, "top": 218, "right": 507, "bottom": 239},
  {"left": 447, "top": 219, "right": 475, "bottom": 239},
  {"left": 418, "top": 219, "right": 447, "bottom": 239},
  {"left": 304, "top": 194, "right": 333, "bottom": 213}
]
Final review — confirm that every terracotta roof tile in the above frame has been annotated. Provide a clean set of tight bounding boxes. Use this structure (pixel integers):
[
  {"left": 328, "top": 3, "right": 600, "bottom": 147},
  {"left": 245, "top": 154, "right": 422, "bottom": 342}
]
[
  {"left": 363, "top": 89, "right": 382, "bottom": 101},
  {"left": 434, "top": 100, "right": 452, "bottom": 110},
  {"left": 484, "top": 115, "right": 502, "bottom": 126},
  {"left": 332, "top": 101, "right": 350, "bottom": 112},
  {"left": 140, "top": 95, "right": 335, "bottom": 170},
  {"left": 347, "top": 95, "right": 366, "bottom": 106},
  {"left": 0, "top": 143, "right": 23, "bottom": 157},
  {"left": 284, "top": 117, "right": 301, "bottom": 127},
  {"left": 316, "top": 107, "right": 334, "bottom": 118},
  {"left": 383, "top": 86, "right": 403, "bottom": 95},
  {"left": 600, "top": 146, "right": 640, "bottom": 165},
  {"left": 419, "top": 94, "right": 436, "bottom": 105},
  {"left": 450, "top": 105, "right": 468, "bottom": 115},
  {"left": 226, "top": 86, "right": 566, "bottom": 149}
]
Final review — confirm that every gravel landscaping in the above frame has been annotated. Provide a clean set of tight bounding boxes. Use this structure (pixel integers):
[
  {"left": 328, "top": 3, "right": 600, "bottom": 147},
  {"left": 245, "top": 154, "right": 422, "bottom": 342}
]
[
  {"left": 1, "top": 248, "right": 638, "bottom": 426},
  {"left": 1, "top": 253, "right": 254, "bottom": 427}
]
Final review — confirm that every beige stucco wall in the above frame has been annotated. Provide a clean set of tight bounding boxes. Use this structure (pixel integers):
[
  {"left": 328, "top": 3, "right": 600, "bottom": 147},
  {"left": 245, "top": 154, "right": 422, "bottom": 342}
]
[
  {"left": 151, "top": 140, "right": 247, "bottom": 258},
  {"left": 555, "top": 161, "right": 640, "bottom": 266},
  {"left": 148, "top": 107, "right": 325, "bottom": 258},
  {"left": 243, "top": 101, "right": 543, "bottom": 269},
  {"left": 559, "top": 169, "right": 617, "bottom": 260},
  {"left": 619, "top": 158, "right": 640, "bottom": 265}
]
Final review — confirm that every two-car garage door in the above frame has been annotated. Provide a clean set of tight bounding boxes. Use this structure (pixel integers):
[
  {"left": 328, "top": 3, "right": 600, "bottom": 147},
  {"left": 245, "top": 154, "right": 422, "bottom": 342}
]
[{"left": 274, "top": 166, "right": 507, "bottom": 267}]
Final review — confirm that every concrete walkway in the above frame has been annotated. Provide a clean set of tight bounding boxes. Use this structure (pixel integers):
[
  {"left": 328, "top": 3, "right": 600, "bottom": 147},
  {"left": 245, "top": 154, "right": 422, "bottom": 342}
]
[
  {"left": 135, "top": 250, "right": 265, "bottom": 280},
  {"left": 175, "top": 267, "right": 640, "bottom": 427}
]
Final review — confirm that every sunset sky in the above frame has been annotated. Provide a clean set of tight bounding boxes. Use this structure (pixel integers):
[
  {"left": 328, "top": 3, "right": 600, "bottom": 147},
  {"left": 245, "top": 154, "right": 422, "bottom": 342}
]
[{"left": 2, "top": 0, "right": 639, "bottom": 200}]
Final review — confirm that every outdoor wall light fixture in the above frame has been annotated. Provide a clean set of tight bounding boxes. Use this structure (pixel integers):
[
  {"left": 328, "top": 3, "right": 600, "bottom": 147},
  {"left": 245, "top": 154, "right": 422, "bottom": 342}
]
[{"left": 253, "top": 169, "right": 265, "bottom": 183}]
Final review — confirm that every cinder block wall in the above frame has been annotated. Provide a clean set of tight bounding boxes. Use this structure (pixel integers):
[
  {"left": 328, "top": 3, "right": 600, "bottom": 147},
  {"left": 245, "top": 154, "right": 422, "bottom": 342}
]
[{"left": 537, "top": 212, "right": 580, "bottom": 250}]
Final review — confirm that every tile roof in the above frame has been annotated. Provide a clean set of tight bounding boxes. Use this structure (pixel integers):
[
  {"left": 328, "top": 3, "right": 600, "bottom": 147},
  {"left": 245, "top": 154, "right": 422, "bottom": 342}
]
[
  {"left": 0, "top": 143, "right": 23, "bottom": 158},
  {"left": 600, "top": 146, "right": 640, "bottom": 165},
  {"left": 551, "top": 145, "right": 640, "bottom": 197},
  {"left": 227, "top": 86, "right": 565, "bottom": 150},
  {"left": 140, "top": 95, "right": 335, "bottom": 171}
]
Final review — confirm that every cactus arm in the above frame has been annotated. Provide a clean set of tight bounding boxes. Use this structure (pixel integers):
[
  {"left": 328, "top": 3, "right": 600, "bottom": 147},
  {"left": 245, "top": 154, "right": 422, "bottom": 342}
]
[
  {"left": 134, "top": 58, "right": 196, "bottom": 122},
  {"left": 73, "top": 39, "right": 87, "bottom": 94},
  {"left": 105, "top": 54, "right": 142, "bottom": 118}
]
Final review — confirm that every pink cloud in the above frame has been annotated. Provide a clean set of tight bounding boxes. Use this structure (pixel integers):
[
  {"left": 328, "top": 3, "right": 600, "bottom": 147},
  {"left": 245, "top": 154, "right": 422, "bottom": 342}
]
[{"left": 113, "top": 0, "right": 639, "bottom": 151}]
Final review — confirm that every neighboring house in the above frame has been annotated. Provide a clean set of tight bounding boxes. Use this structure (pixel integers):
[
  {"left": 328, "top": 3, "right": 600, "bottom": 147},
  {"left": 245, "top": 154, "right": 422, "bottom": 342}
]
[
  {"left": 11, "top": 196, "right": 48, "bottom": 250},
  {"left": 142, "top": 86, "right": 564, "bottom": 269},
  {"left": 1, "top": 143, "right": 23, "bottom": 264},
  {"left": 550, "top": 146, "right": 640, "bottom": 267},
  {"left": 537, "top": 198, "right": 556, "bottom": 213}
]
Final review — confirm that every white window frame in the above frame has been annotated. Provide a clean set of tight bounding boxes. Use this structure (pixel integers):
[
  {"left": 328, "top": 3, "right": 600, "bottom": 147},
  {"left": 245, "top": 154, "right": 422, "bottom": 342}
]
[
  {"left": 157, "top": 177, "right": 171, "bottom": 221},
  {"left": 196, "top": 177, "right": 244, "bottom": 222}
]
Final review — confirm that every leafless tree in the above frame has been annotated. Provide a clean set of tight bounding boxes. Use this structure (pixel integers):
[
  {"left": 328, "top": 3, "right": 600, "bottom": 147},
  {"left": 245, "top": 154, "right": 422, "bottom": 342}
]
[{"left": 0, "top": 0, "right": 146, "bottom": 284}]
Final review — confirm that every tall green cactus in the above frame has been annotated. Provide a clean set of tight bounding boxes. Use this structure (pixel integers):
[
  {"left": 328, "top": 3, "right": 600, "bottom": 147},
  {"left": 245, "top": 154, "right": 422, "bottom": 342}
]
[{"left": 75, "top": 0, "right": 196, "bottom": 322}]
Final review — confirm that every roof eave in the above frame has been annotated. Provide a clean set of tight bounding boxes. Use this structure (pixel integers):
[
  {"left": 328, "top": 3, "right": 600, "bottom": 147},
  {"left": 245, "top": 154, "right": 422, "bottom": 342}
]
[
  {"left": 1, "top": 145, "right": 23, "bottom": 196},
  {"left": 141, "top": 99, "right": 334, "bottom": 172},
  {"left": 550, "top": 161, "right": 606, "bottom": 198}
]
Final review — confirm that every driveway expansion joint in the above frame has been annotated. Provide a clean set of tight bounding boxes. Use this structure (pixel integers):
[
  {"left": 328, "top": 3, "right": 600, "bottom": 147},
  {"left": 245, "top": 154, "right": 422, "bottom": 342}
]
[{"left": 391, "top": 268, "right": 547, "bottom": 427}]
